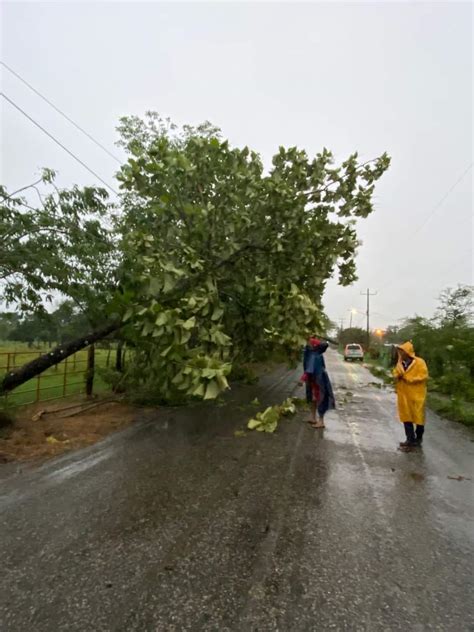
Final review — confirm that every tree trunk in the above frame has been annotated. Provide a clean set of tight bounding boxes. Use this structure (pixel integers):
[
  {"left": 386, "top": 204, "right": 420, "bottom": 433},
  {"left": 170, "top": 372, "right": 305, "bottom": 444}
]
[
  {"left": 115, "top": 340, "right": 124, "bottom": 373},
  {"left": 0, "top": 322, "right": 120, "bottom": 395},
  {"left": 85, "top": 344, "right": 95, "bottom": 398}
]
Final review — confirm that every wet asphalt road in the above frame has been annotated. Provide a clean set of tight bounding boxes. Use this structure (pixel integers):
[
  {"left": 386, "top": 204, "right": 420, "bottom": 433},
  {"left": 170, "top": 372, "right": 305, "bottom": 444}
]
[{"left": 1, "top": 350, "right": 473, "bottom": 631}]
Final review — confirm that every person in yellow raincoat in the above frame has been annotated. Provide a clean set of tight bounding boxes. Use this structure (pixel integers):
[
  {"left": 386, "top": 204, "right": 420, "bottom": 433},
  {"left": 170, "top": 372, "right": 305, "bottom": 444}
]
[{"left": 393, "top": 341, "right": 429, "bottom": 451}]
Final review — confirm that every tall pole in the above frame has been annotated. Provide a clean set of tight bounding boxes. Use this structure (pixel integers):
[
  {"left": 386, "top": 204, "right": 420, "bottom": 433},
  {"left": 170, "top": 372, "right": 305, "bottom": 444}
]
[
  {"left": 366, "top": 291, "right": 369, "bottom": 345},
  {"left": 360, "top": 289, "right": 377, "bottom": 350}
]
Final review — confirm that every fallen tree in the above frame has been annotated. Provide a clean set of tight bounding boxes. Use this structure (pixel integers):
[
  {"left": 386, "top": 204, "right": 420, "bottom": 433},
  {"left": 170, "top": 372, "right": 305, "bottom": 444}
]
[
  {"left": 1, "top": 114, "right": 390, "bottom": 403},
  {"left": 0, "top": 321, "right": 120, "bottom": 394}
]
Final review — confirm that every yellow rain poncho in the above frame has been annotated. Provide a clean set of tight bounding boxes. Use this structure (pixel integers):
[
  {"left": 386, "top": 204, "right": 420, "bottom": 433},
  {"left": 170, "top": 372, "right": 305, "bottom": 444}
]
[{"left": 393, "top": 341, "right": 429, "bottom": 425}]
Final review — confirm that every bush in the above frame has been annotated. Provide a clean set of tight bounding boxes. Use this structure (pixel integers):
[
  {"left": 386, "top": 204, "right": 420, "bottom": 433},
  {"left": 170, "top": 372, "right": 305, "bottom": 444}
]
[
  {"left": 368, "top": 346, "right": 381, "bottom": 359},
  {"left": 97, "top": 367, "right": 126, "bottom": 394},
  {"left": 436, "top": 372, "right": 474, "bottom": 402},
  {"left": 427, "top": 393, "right": 474, "bottom": 428}
]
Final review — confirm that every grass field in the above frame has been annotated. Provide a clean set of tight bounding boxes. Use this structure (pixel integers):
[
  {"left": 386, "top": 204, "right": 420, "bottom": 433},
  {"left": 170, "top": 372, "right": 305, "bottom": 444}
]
[{"left": 0, "top": 343, "right": 116, "bottom": 408}]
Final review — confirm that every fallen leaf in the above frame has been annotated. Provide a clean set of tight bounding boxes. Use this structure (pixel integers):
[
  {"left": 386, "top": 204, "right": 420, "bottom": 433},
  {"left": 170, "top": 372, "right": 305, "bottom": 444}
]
[{"left": 234, "top": 430, "right": 246, "bottom": 438}]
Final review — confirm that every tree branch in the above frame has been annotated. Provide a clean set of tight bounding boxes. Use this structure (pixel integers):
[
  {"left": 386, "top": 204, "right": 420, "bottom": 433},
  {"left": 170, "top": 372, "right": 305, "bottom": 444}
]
[
  {"left": 303, "top": 157, "right": 380, "bottom": 198},
  {"left": 0, "top": 177, "right": 44, "bottom": 202}
]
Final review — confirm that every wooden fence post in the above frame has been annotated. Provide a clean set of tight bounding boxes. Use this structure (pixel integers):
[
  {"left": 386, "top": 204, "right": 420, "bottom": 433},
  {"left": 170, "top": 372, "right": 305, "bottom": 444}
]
[
  {"left": 86, "top": 344, "right": 95, "bottom": 398},
  {"left": 63, "top": 357, "right": 68, "bottom": 397},
  {"left": 5, "top": 353, "right": 11, "bottom": 404},
  {"left": 115, "top": 341, "right": 124, "bottom": 373},
  {"left": 36, "top": 372, "right": 41, "bottom": 403}
]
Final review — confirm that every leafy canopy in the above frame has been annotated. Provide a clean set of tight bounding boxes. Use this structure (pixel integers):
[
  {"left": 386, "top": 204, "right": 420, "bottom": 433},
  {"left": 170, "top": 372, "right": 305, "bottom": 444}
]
[
  {"left": 114, "top": 113, "right": 390, "bottom": 402},
  {"left": 0, "top": 168, "right": 115, "bottom": 314}
]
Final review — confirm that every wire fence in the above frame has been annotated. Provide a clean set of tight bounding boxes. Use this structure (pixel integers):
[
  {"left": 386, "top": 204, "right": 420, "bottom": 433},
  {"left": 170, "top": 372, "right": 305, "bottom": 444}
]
[{"left": 0, "top": 346, "right": 127, "bottom": 408}]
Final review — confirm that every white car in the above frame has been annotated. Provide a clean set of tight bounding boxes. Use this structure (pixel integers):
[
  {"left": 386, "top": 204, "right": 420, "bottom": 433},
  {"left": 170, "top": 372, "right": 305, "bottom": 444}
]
[{"left": 344, "top": 343, "right": 364, "bottom": 362}]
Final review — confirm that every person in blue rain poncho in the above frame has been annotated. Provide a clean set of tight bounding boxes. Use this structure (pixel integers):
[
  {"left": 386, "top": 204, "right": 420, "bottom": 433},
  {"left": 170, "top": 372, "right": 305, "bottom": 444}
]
[{"left": 301, "top": 337, "right": 336, "bottom": 429}]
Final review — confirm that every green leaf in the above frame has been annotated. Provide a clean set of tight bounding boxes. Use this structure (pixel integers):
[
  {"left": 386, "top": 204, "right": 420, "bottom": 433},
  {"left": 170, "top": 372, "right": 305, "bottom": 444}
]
[
  {"left": 182, "top": 316, "right": 196, "bottom": 330},
  {"left": 201, "top": 368, "right": 217, "bottom": 379},
  {"left": 142, "top": 321, "right": 154, "bottom": 336},
  {"left": 247, "top": 405, "right": 280, "bottom": 433},
  {"left": 260, "top": 420, "right": 278, "bottom": 433},
  {"left": 216, "top": 373, "right": 229, "bottom": 390},
  {"left": 155, "top": 312, "right": 168, "bottom": 326},
  {"left": 123, "top": 307, "right": 133, "bottom": 322},
  {"left": 180, "top": 330, "right": 191, "bottom": 344},
  {"left": 280, "top": 397, "right": 296, "bottom": 416},
  {"left": 247, "top": 418, "right": 261, "bottom": 430},
  {"left": 192, "top": 382, "right": 206, "bottom": 397},
  {"left": 204, "top": 379, "right": 221, "bottom": 400},
  {"left": 172, "top": 372, "right": 184, "bottom": 385},
  {"left": 163, "top": 273, "right": 175, "bottom": 293},
  {"left": 148, "top": 277, "right": 162, "bottom": 295},
  {"left": 211, "top": 306, "right": 224, "bottom": 321}
]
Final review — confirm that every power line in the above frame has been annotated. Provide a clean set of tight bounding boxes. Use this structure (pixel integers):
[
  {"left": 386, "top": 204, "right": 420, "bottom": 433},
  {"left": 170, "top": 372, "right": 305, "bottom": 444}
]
[
  {"left": 378, "top": 162, "right": 473, "bottom": 293},
  {"left": 1, "top": 92, "right": 118, "bottom": 195},
  {"left": 1, "top": 61, "right": 122, "bottom": 164},
  {"left": 414, "top": 162, "right": 473, "bottom": 236}
]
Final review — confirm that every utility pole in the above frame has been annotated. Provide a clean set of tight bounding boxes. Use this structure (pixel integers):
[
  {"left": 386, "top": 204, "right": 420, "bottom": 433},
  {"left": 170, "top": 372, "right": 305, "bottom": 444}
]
[
  {"left": 360, "top": 289, "right": 377, "bottom": 350},
  {"left": 339, "top": 318, "right": 345, "bottom": 334}
]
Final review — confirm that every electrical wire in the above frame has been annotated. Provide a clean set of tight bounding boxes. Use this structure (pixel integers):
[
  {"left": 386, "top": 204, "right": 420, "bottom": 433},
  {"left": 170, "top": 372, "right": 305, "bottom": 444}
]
[
  {"left": 1, "top": 92, "right": 119, "bottom": 195},
  {"left": 413, "top": 162, "right": 473, "bottom": 236},
  {"left": 1, "top": 61, "right": 122, "bottom": 164},
  {"left": 377, "top": 162, "right": 473, "bottom": 293}
]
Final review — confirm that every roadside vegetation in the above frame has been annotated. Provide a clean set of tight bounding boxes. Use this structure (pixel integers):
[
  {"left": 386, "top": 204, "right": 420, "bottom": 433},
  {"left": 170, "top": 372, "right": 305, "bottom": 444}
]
[{"left": 338, "top": 285, "right": 474, "bottom": 427}]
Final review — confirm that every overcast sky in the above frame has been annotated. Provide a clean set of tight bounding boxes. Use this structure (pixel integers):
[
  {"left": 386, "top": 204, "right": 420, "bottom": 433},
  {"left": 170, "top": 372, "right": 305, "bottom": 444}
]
[{"left": 1, "top": 1, "right": 472, "bottom": 329}]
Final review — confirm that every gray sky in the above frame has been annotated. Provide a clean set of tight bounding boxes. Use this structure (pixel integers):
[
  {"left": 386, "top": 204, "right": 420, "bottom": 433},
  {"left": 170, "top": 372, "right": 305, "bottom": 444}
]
[{"left": 1, "top": 1, "right": 472, "bottom": 330}]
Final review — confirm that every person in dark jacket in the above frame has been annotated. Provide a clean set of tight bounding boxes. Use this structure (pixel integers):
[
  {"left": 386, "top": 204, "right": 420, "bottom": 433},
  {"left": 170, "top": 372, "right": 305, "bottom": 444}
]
[{"left": 301, "top": 337, "right": 336, "bottom": 428}]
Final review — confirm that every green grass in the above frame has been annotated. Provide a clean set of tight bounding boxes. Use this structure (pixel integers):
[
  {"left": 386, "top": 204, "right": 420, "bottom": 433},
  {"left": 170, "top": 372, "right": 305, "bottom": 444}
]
[
  {"left": 427, "top": 393, "right": 474, "bottom": 428},
  {"left": 0, "top": 345, "right": 114, "bottom": 408}
]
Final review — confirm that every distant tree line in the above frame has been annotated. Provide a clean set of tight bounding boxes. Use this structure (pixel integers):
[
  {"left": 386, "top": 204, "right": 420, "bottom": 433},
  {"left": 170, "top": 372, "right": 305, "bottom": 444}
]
[{"left": 0, "top": 301, "right": 94, "bottom": 347}]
